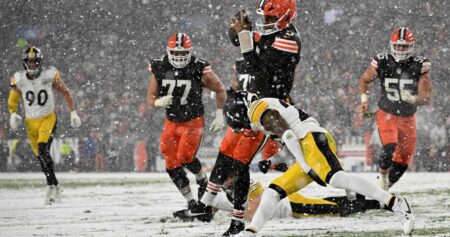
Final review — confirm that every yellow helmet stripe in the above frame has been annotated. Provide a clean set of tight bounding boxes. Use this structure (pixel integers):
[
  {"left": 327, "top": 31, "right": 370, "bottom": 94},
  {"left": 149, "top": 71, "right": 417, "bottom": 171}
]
[{"left": 248, "top": 100, "right": 269, "bottom": 126}]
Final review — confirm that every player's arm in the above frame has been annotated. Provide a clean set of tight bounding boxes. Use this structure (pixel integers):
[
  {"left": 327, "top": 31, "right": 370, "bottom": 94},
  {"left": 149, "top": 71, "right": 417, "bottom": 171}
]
[
  {"left": 52, "top": 71, "right": 82, "bottom": 127},
  {"left": 401, "top": 72, "right": 432, "bottom": 106},
  {"left": 147, "top": 74, "right": 159, "bottom": 108},
  {"left": 415, "top": 72, "right": 432, "bottom": 105},
  {"left": 260, "top": 109, "right": 317, "bottom": 179},
  {"left": 202, "top": 70, "right": 226, "bottom": 109},
  {"left": 202, "top": 70, "right": 226, "bottom": 131},
  {"left": 8, "top": 87, "right": 22, "bottom": 114},
  {"left": 358, "top": 63, "right": 378, "bottom": 113},
  {"left": 52, "top": 71, "right": 76, "bottom": 112}
]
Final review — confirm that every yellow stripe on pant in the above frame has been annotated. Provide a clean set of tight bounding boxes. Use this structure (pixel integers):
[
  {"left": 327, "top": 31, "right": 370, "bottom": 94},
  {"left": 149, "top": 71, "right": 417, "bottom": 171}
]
[
  {"left": 24, "top": 112, "right": 57, "bottom": 156},
  {"left": 271, "top": 132, "right": 341, "bottom": 196}
]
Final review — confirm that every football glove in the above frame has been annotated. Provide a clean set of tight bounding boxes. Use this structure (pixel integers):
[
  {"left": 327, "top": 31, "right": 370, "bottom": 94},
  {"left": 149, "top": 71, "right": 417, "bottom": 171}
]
[
  {"left": 70, "top": 111, "right": 82, "bottom": 128},
  {"left": 258, "top": 159, "right": 271, "bottom": 174},
  {"left": 210, "top": 109, "right": 224, "bottom": 132},
  {"left": 9, "top": 112, "right": 22, "bottom": 130},
  {"left": 400, "top": 90, "right": 417, "bottom": 105},
  {"left": 154, "top": 95, "right": 173, "bottom": 108}
]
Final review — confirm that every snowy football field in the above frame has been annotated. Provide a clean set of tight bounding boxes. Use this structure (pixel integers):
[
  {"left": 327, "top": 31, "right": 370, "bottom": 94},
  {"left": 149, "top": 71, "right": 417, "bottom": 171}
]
[{"left": 0, "top": 172, "right": 449, "bottom": 237}]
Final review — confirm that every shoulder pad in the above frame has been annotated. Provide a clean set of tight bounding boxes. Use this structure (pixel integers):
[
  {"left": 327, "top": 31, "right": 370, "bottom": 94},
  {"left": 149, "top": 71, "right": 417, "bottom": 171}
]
[
  {"left": 413, "top": 56, "right": 431, "bottom": 73},
  {"left": 375, "top": 53, "right": 389, "bottom": 60}
]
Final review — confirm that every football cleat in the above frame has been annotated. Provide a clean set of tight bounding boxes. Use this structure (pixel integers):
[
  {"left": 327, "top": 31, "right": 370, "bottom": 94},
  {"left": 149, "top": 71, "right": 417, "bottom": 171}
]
[
  {"left": 377, "top": 173, "right": 389, "bottom": 191},
  {"left": 235, "top": 229, "right": 257, "bottom": 237},
  {"left": 187, "top": 201, "right": 214, "bottom": 222},
  {"left": 173, "top": 209, "right": 195, "bottom": 222},
  {"left": 45, "top": 185, "right": 55, "bottom": 205},
  {"left": 392, "top": 196, "right": 414, "bottom": 235},
  {"left": 222, "top": 219, "right": 245, "bottom": 236}
]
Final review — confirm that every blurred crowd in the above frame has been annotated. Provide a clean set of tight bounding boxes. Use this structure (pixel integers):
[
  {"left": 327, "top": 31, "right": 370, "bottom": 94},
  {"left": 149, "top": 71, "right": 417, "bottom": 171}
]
[{"left": 0, "top": 0, "right": 448, "bottom": 172}]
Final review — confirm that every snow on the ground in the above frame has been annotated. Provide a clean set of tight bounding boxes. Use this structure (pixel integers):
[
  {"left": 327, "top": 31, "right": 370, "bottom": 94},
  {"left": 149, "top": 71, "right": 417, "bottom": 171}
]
[{"left": 0, "top": 172, "right": 449, "bottom": 237}]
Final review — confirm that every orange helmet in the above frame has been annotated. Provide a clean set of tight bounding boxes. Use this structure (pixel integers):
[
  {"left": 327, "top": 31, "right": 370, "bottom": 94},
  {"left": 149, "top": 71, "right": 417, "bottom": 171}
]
[
  {"left": 390, "top": 27, "right": 415, "bottom": 61},
  {"left": 255, "top": 0, "right": 297, "bottom": 35},
  {"left": 166, "top": 33, "right": 192, "bottom": 68}
]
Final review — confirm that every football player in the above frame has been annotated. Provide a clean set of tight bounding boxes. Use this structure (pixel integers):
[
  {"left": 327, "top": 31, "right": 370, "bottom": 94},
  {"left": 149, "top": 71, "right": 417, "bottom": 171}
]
[
  {"left": 224, "top": 91, "right": 414, "bottom": 236},
  {"left": 359, "top": 27, "right": 433, "bottom": 190},
  {"left": 174, "top": 177, "right": 382, "bottom": 222},
  {"left": 8, "top": 46, "right": 82, "bottom": 205},
  {"left": 190, "top": 1, "right": 302, "bottom": 235},
  {"left": 147, "top": 33, "right": 226, "bottom": 212}
]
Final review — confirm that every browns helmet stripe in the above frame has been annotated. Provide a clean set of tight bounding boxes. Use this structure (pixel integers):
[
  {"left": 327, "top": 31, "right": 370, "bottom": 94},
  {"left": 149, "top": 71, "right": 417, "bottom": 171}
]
[{"left": 399, "top": 27, "right": 405, "bottom": 41}]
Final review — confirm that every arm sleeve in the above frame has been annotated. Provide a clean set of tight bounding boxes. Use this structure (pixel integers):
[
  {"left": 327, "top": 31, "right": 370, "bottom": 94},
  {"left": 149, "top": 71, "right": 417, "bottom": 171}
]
[{"left": 8, "top": 89, "right": 21, "bottom": 113}]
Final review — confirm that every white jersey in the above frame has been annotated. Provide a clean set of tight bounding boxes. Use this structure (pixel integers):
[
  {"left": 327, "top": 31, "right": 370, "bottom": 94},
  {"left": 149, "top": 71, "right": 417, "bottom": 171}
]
[
  {"left": 247, "top": 98, "right": 328, "bottom": 139},
  {"left": 11, "top": 67, "right": 60, "bottom": 119}
]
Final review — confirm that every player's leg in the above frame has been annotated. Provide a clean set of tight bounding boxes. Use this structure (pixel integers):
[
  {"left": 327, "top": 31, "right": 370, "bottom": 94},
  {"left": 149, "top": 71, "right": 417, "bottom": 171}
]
[
  {"left": 160, "top": 119, "right": 195, "bottom": 206},
  {"left": 27, "top": 113, "right": 58, "bottom": 204},
  {"left": 321, "top": 129, "right": 414, "bottom": 234},
  {"left": 376, "top": 110, "right": 399, "bottom": 190},
  {"left": 222, "top": 131, "right": 267, "bottom": 236},
  {"left": 178, "top": 117, "right": 207, "bottom": 200},
  {"left": 244, "top": 162, "right": 312, "bottom": 234},
  {"left": 389, "top": 116, "right": 416, "bottom": 189}
]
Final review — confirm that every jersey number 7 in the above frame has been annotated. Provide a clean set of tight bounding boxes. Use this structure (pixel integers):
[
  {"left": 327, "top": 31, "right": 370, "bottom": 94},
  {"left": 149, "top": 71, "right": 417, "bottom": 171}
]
[{"left": 162, "top": 79, "right": 192, "bottom": 105}]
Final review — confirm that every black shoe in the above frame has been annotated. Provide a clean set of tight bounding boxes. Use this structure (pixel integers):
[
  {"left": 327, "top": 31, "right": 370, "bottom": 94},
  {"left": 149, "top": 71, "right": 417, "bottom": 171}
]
[
  {"left": 197, "top": 177, "right": 208, "bottom": 200},
  {"left": 222, "top": 219, "right": 245, "bottom": 236},
  {"left": 188, "top": 201, "right": 214, "bottom": 222},
  {"left": 173, "top": 209, "right": 195, "bottom": 222}
]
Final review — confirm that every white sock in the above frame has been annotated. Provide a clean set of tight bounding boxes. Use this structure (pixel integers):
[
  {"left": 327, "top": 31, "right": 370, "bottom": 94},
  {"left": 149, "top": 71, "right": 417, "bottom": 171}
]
[
  {"left": 211, "top": 192, "right": 233, "bottom": 212},
  {"left": 195, "top": 171, "right": 207, "bottom": 182},
  {"left": 248, "top": 188, "right": 280, "bottom": 232},
  {"left": 180, "top": 186, "right": 194, "bottom": 202},
  {"left": 329, "top": 171, "right": 392, "bottom": 205},
  {"left": 201, "top": 189, "right": 217, "bottom": 206}
]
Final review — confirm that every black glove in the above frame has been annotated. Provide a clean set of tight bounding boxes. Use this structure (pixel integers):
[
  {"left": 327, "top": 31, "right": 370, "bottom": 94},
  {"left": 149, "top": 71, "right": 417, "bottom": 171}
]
[
  {"left": 258, "top": 160, "right": 272, "bottom": 174},
  {"left": 274, "top": 163, "right": 289, "bottom": 172}
]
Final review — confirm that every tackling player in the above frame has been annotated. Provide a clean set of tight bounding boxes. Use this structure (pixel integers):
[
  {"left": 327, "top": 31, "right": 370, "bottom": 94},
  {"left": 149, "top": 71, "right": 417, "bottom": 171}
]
[
  {"left": 8, "top": 46, "right": 82, "bottom": 205},
  {"left": 224, "top": 91, "right": 414, "bottom": 236},
  {"left": 359, "top": 27, "right": 432, "bottom": 190},
  {"left": 147, "top": 33, "right": 226, "bottom": 213},
  {"left": 190, "top": 0, "right": 302, "bottom": 234}
]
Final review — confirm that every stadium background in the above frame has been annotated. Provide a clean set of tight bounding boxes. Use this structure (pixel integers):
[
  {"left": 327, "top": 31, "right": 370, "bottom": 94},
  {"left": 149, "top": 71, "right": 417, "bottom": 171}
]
[{"left": 0, "top": 0, "right": 448, "bottom": 172}]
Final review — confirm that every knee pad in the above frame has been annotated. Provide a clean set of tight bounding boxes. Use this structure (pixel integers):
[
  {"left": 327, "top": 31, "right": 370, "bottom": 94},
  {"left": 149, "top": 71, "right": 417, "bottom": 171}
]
[
  {"left": 388, "top": 162, "right": 408, "bottom": 184},
  {"left": 167, "top": 167, "right": 189, "bottom": 190},
  {"left": 268, "top": 183, "right": 287, "bottom": 200},
  {"left": 184, "top": 158, "right": 202, "bottom": 174},
  {"left": 379, "top": 143, "right": 396, "bottom": 169}
]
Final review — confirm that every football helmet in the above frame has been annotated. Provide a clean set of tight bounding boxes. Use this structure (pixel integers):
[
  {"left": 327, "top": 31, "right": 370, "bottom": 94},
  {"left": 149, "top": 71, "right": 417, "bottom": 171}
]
[
  {"left": 223, "top": 90, "right": 256, "bottom": 131},
  {"left": 255, "top": 0, "right": 297, "bottom": 35},
  {"left": 390, "top": 27, "right": 415, "bottom": 62},
  {"left": 167, "top": 33, "right": 192, "bottom": 68},
  {"left": 22, "top": 46, "right": 43, "bottom": 76}
]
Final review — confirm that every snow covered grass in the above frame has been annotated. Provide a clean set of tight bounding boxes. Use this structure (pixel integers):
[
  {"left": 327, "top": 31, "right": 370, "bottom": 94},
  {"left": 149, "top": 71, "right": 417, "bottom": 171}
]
[{"left": 0, "top": 172, "right": 449, "bottom": 237}]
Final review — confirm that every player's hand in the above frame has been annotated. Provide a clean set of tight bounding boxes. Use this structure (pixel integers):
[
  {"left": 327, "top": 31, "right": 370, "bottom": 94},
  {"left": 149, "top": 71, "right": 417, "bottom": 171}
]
[
  {"left": 400, "top": 90, "right": 417, "bottom": 104},
  {"left": 70, "top": 111, "right": 82, "bottom": 128},
  {"left": 258, "top": 159, "right": 271, "bottom": 174},
  {"left": 9, "top": 112, "right": 22, "bottom": 130},
  {"left": 154, "top": 95, "right": 173, "bottom": 108},
  {"left": 210, "top": 109, "right": 224, "bottom": 132},
  {"left": 229, "top": 9, "right": 252, "bottom": 33},
  {"left": 360, "top": 102, "right": 369, "bottom": 113}
]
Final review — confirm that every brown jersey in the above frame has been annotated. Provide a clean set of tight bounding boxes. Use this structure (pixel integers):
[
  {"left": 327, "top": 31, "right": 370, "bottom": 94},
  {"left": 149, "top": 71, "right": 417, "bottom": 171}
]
[
  {"left": 372, "top": 53, "right": 431, "bottom": 116},
  {"left": 150, "top": 55, "right": 211, "bottom": 122}
]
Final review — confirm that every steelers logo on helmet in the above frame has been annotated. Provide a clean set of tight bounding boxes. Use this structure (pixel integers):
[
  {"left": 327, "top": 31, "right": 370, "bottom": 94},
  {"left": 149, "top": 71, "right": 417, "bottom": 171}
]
[
  {"left": 166, "top": 33, "right": 192, "bottom": 68},
  {"left": 223, "top": 90, "right": 253, "bottom": 131},
  {"left": 22, "top": 46, "right": 43, "bottom": 76},
  {"left": 255, "top": 0, "right": 297, "bottom": 35}
]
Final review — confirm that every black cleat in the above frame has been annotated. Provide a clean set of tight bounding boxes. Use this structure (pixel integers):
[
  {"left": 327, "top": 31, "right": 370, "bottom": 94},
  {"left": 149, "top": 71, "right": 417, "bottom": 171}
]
[
  {"left": 188, "top": 201, "right": 214, "bottom": 222},
  {"left": 222, "top": 219, "right": 245, "bottom": 236},
  {"left": 172, "top": 209, "right": 195, "bottom": 222}
]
